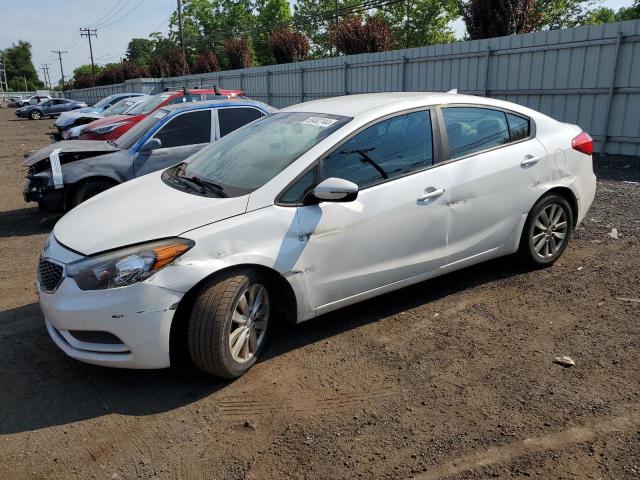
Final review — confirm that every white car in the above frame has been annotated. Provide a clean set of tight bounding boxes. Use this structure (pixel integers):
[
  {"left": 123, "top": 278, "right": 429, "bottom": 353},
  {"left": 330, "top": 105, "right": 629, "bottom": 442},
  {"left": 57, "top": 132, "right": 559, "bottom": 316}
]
[{"left": 37, "top": 92, "right": 596, "bottom": 378}]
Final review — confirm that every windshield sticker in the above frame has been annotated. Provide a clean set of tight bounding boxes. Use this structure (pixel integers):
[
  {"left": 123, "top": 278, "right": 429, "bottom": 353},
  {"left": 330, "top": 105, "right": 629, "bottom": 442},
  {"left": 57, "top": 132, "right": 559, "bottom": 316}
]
[
  {"left": 301, "top": 116, "right": 338, "bottom": 128},
  {"left": 153, "top": 111, "right": 168, "bottom": 119}
]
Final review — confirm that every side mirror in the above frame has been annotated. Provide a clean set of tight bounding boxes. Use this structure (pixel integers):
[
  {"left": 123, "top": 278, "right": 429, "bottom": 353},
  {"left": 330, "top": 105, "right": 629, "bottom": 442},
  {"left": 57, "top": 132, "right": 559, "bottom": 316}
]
[
  {"left": 140, "top": 138, "right": 161, "bottom": 152},
  {"left": 309, "top": 177, "right": 358, "bottom": 203}
]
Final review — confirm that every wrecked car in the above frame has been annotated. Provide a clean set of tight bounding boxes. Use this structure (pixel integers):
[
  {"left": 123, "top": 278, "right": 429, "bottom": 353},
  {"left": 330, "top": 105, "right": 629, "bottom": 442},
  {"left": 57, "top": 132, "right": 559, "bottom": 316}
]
[
  {"left": 36, "top": 93, "right": 596, "bottom": 379},
  {"left": 24, "top": 98, "right": 273, "bottom": 210},
  {"left": 58, "top": 96, "right": 150, "bottom": 140},
  {"left": 15, "top": 98, "right": 87, "bottom": 120}
]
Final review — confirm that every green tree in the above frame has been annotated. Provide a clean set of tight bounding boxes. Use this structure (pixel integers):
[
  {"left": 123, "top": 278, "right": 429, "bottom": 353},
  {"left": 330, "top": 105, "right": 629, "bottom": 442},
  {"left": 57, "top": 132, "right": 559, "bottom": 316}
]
[
  {"left": 254, "top": 0, "right": 292, "bottom": 65},
  {"left": 293, "top": 0, "right": 362, "bottom": 57},
  {"left": 172, "top": 0, "right": 257, "bottom": 68},
  {"left": 533, "top": 0, "right": 591, "bottom": 29},
  {"left": 378, "top": 0, "right": 458, "bottom": 48},
  {"left": 72, "top": 64, "right": 104, "bottom": 78},
  {"left": 1, "top": 40, "right": 43, "bottom": 90},
  {"left": 126, "top": 38, "right": 155, "bottom": 66},
  {"left": 617, "top": 0, "right": 640, "bottom": 20}
]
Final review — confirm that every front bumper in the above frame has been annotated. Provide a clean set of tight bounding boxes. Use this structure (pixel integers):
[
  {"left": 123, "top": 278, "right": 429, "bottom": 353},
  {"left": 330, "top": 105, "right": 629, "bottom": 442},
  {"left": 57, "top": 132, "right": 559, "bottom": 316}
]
[
  {"left": 23, "top": 177, "right": 64, "bottom": 210},
  {"left": 40, "top": 276, "right": 183, "bottom": 369}
]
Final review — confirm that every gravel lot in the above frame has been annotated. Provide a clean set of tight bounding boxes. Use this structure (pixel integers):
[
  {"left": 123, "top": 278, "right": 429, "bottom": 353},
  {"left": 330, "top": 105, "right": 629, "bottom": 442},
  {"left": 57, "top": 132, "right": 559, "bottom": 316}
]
[{"left": 0, "top": 107, "right": 639, "bottom": 480}]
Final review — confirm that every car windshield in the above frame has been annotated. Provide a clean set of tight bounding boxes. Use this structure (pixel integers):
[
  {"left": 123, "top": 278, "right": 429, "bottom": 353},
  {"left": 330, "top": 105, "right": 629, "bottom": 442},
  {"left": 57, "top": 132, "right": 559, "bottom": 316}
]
[
  {"left": 126, "top": 93, "right": 171, "bottom": 115},
  {"left": 115, "top": 109, "right": 169, "bottom": 150},
  {"left": 93, "top": 95, "right": 117, "bottom": 108},
  {"left": 103, "top": 98, "right": 141, "bottom": 116},
  {"left": 173, "top": 112, "right": 351, "bottom": 196}
]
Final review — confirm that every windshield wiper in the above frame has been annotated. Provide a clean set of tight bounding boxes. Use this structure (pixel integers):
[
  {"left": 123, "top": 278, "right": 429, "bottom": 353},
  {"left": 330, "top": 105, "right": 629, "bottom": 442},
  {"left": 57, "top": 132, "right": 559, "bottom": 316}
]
[
  {"left": 175, "top": 171, "right": 228, "bottom": 197},
  {"left": 107, "top": 139, "right": 118, "bottom": 147}
]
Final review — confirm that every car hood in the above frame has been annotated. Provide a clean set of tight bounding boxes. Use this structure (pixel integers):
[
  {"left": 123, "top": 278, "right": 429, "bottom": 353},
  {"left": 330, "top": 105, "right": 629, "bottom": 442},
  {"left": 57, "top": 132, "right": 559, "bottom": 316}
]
[
  {"left": 23, "top": 140, "right": 120, "bottom": 166},
  {"left": 54, "top": 171, "right": 249, "bottom": 255},
  {"left": 55, "top": 109, "right": 102, "bottom": 127},
  {"left": 85, "top": 114, "right": 131, "bottom": 128}
]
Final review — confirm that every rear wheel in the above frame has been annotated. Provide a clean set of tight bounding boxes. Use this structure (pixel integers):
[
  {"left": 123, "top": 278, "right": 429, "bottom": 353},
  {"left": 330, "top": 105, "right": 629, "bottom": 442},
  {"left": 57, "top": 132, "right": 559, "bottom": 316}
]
[
  {"left": 30, "top": 110, "right": 42, "bottom": 120},
  {"left": 519, "top": 193, "right": 573, "bottom": 267},
  {"left": 69, "top": 179, "right": 117, "bottom": 208},
  {"left": 188, "top": 270, "right": 271, "bottom": 378}
]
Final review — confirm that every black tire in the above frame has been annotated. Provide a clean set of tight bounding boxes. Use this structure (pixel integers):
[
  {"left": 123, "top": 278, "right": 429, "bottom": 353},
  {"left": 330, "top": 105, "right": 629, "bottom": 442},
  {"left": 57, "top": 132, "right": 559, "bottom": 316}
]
[
  {"left": 69, "top": 179, "right": 116, "bottom": 208},
  {"left": 188, "top": 269, "right": 272, "bottom": 378},
  {"left": 519, "top": 193, "right": 573, "bottom": 267},
  {"left": 30, "top": 110, "right": 42, "bottom": 120}
]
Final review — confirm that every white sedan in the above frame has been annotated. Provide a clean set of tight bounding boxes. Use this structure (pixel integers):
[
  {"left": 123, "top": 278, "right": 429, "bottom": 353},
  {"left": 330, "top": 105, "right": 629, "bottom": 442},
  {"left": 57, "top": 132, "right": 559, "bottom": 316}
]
[{"left": 37, "top": 92, "right": 596, "bottom": 378}]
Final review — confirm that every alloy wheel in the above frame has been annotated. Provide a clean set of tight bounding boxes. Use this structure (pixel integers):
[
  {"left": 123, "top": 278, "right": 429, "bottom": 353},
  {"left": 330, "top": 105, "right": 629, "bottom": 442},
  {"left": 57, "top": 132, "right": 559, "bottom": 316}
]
[
  {"left": 531, "top": 203, "right": 568, "bottom": 259},
  {"left": 229, "top": 283, "right": 269, "bottom": 363}
]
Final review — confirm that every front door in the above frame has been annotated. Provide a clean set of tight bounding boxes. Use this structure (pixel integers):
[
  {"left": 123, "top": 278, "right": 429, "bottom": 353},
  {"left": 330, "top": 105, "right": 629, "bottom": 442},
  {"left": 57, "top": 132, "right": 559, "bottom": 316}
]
[{"left": 290, "top": 110, "right": 450, "bottom": 310}]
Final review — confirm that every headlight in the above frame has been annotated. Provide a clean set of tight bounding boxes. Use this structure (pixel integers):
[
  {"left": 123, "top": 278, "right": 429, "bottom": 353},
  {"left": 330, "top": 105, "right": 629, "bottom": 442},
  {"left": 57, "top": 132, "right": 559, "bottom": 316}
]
[
  {"left": 88, "top": 121, "right": 128, "bottom": 135},
  {"left": 66, "top": 238, "right": 194, "bottom": 290}
]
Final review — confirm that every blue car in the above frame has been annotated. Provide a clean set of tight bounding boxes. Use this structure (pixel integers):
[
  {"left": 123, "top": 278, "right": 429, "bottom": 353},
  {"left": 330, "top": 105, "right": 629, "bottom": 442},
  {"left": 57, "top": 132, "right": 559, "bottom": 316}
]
[
  {"left": 23, "top": 98, "right": 275, "bottom": 210},
  {"left": 15, "top": 98, "right": 88, "bottom": 120},
  {"left": 54, "top": 93, "right": 146, "bottom": 129}
]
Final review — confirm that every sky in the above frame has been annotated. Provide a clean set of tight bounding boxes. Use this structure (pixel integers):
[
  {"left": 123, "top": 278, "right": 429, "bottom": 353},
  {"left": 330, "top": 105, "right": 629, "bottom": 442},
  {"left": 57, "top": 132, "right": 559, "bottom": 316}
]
[{"left": 0, "top": 0, "right": 636, "bottom": 87}]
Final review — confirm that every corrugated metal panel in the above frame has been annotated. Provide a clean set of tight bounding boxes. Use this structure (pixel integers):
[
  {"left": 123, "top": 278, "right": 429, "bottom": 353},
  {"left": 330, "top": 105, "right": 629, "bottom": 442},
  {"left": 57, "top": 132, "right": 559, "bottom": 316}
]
[{"left": 63, "top": 19, "right": 640, "bottom": 155}]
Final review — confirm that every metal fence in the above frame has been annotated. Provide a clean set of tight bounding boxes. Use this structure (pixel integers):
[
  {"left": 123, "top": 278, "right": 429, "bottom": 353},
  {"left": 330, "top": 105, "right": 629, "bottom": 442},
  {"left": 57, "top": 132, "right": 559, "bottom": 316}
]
[{"left": 62, "top": 19, "right": 640, "bottom": 156}]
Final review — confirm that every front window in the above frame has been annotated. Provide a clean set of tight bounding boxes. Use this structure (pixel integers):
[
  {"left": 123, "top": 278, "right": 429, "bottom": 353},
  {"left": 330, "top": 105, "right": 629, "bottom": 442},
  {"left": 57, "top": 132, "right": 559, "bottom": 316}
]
[
  {"left": 115, "top": 109, "right": 169, "bottom": 150},
  {"left": 321, "top": 110, "right": 434, "bottom": 189},
  {"left": 126, "top": 94, "right": 171, "bottom": 115},
  {"left": 103, "top": 98, "right": 138, "bottom": 116},
  {"left": 153, "top": 110, "right": 212, "bottom": 148},
  {"left": 167, "top": 112, "right": 350, "bottom": 197},
  {"left": 94, "top": 95, "right": 117, "bottom": 108}
]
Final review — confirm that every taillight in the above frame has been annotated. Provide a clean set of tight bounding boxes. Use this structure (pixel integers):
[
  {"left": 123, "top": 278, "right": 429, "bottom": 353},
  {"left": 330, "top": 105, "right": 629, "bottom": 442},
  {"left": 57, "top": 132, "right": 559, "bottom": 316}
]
[{"left": 572, "top": 131, "right": 593, "bottom": 156}]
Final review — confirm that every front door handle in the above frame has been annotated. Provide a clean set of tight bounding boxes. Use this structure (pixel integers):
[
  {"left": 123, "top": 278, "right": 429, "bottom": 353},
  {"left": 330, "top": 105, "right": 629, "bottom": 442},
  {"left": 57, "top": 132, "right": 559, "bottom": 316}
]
[
  {"left": 521, "top": 155, "right": 541, "bottom": 167},
  {"left": 417, "top": 188, "right": 446, "bottom": 201}
]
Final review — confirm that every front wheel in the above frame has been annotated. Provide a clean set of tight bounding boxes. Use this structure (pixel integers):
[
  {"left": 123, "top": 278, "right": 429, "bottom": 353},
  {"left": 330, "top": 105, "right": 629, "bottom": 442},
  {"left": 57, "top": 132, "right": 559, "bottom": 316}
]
[
  {"left": 30, "top": 110, "right": 42, "bottom": 120},
  {"left": 69, "top": 179, "right": 117, "bottom": 209},
  {"left": 519, "top": 193, "right": 573, "bottom": 267},
  {"left": 188, "top": 270, "right": 271, "bottom": 378}
]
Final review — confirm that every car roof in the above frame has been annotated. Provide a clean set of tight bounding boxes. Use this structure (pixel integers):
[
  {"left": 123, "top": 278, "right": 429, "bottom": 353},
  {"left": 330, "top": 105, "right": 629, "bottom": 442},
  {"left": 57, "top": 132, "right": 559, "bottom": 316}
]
[
  {"left": 281, "top": 92, "right": 531, "bottom": 118},
  {"left": 160, "top": 99, "right": 275, "bottom": 113}
]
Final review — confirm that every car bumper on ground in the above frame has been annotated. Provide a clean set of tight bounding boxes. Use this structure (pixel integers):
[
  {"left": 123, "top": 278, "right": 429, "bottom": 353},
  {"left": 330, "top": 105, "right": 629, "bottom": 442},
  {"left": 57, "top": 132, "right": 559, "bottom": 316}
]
[{"left": 39, "top": 276, "right": 183, "bottom": 369}]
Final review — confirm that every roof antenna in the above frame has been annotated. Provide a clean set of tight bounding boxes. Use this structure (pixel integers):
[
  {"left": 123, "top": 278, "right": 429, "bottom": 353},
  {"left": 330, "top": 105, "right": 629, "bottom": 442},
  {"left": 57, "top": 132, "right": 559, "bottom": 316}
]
[
  {"left": 447, "top": 88, "right": 458, "bottom": 94},
  {"left": 214, "top": 85, "right": 221, "bottom": 95},
  {"left": 183, "top": 86, "right": 188, "bottom": 95}
]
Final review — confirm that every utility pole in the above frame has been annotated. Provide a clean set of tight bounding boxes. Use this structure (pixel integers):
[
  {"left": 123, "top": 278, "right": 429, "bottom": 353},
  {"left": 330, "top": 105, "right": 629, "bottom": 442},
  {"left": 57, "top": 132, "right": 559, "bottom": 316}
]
[
  {"left": 40, "top": 65, "right": 52, "bottom": 90},
  {"left": 80, "top": 28, "right": 98, "bottom": 83},
  {"left": 176, "top": 0, "right": 187, "bottom": 74},
  {"left": 0, "top": 56, "right": 8, "bottom": 98},
  {"left": 52, "top": 50, "right": 68, "bottom": 89}
]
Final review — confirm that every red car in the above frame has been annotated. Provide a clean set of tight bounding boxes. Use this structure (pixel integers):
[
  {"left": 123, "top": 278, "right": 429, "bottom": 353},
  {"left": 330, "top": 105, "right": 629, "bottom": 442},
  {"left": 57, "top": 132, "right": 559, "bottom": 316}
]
[{"left": 78, "top": 88, "right": 243, "bottom": 141}]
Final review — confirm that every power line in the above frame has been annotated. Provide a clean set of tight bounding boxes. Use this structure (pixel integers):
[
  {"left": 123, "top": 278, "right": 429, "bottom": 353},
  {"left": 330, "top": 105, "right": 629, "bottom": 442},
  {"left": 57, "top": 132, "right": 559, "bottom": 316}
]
[
  {"left": 90, "top": 0, "right": 128, "bottom": 27},
  {"left": 99, "top": 0, "right": 146, "bottom": 29}
]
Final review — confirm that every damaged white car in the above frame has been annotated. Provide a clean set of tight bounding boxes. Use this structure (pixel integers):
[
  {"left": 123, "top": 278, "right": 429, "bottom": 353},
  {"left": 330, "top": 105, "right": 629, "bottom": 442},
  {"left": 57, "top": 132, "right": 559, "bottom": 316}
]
[{"left": 37, "top": 92, "right": 596, "bottom": 378}]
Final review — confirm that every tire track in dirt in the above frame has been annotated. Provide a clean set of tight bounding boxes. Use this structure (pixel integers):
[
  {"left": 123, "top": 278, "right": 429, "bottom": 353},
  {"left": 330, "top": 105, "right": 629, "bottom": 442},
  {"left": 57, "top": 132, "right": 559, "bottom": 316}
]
[
  {"left": 216, "top": 388, "right": 398, "bottom": 418},
  {"left": 414, "top": 409, "right": 640, "bottom": 480}
]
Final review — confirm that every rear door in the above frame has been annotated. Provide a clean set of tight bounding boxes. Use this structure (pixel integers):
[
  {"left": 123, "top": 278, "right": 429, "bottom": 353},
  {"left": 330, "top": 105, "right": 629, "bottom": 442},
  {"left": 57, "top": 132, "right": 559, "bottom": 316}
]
[
  {"left": 288, "top": 109, "right": 450, "bottom": 310},
  {"left": 215, "top": 106, "right": 265, "bottom": 139},
  {"left": 440, "top": 105, "right": 549, "bottom": 263},
  {"left": 133, "top": 109, "right": 213, "bottom": 177}
]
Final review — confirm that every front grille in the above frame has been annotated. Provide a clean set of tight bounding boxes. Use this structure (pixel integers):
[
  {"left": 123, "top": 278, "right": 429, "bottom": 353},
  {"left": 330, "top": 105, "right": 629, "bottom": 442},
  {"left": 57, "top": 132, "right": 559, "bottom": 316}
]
[{"left": 38, "top": 258, "right": 63, "bottom": 293}]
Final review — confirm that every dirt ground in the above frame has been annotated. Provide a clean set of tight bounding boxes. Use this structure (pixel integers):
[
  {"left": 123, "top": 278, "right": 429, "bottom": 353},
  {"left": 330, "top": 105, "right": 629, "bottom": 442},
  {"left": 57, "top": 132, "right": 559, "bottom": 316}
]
[{"left": 0, "top": 106, "right": 639, "bottom": 480}]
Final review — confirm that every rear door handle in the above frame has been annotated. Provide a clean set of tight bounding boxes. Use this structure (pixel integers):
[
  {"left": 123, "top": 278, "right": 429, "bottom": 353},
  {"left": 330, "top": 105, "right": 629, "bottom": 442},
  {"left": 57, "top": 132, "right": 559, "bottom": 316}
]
[
  {"left": 417, "top": 188, "right": 446, "bottom": 201},
  {"left": 521, "top": 155, "right": 541, "bottom": 167}
]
